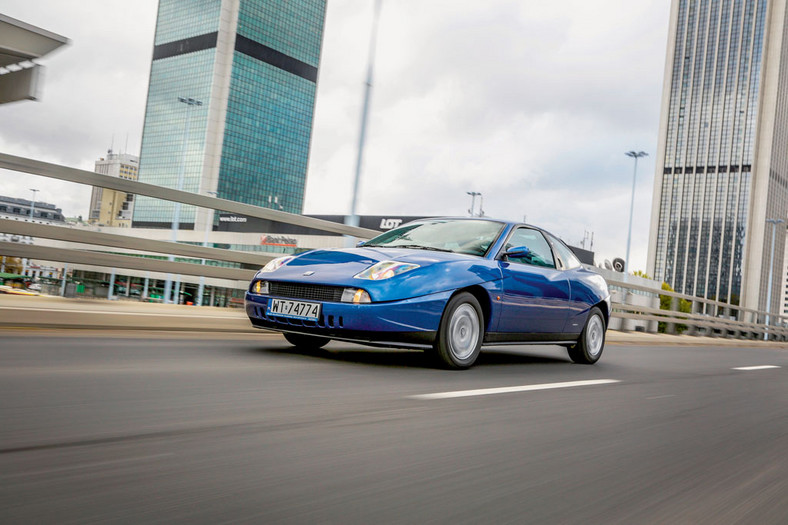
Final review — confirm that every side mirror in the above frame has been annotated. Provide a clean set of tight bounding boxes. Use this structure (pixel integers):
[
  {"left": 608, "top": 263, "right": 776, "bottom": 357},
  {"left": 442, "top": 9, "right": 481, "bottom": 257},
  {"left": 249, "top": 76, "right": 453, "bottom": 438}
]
[
  {"left": 504, "top": 245, "right": 531, "bottom": 259},
  {"left": 356, "top": 240, "right": 366, "bottom": 247}
]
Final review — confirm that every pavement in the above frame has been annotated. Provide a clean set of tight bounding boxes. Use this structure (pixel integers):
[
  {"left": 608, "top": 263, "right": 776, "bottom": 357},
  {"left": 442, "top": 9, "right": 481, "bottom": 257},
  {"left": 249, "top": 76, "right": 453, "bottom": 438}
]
[{"left": 1, "top": 293, "right": 786, "bottom": 347}]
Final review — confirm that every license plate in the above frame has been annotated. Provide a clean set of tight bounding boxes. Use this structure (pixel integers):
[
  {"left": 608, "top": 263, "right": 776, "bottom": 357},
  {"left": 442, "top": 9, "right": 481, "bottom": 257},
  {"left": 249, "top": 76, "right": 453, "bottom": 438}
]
[{"left": 268, "top": 298, "right": 321, "bottom": 321}]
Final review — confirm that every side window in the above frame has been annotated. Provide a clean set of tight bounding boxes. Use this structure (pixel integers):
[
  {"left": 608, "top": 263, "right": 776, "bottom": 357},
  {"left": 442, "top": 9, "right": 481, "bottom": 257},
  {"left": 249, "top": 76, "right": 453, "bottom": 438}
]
[
  {"left": 547, "top": 233, "right": 582, "bottom": 270},
  {"left": 503, "top": 228, "right": 555, "bottom": 268}
]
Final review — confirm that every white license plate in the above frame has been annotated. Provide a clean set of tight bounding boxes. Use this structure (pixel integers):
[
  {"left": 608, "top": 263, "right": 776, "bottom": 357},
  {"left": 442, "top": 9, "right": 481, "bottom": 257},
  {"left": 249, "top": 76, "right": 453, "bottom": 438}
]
[{"left": 268, "top": 298, "right": 321, "bottom": 321}]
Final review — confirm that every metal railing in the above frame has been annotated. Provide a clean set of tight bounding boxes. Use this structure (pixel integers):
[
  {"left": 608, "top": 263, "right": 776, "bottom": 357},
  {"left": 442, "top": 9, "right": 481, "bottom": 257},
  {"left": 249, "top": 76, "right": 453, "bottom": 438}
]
[
  {"left": 0, "top": 152, "right": 379, "bottom": 288},
  {"left": 3, "top": 152, "right": 788, "bottom": 340},
  {"left": 605, "top": 274, "right": 788, "bottom": 341}
]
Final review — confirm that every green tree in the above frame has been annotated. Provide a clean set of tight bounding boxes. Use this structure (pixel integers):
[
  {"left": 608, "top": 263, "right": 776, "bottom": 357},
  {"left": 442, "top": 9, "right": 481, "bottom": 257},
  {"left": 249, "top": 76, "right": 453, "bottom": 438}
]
[{"left": 659, "top": 282, "right": 692, "bottom": 333}]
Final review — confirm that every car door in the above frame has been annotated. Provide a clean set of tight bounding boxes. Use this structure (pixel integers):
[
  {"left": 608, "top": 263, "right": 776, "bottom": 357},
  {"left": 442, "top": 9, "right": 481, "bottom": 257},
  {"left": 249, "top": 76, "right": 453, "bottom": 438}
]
[
  {"left": 495, "top": 227, "right": 570, "bottom": 335},
  {"left": 545, "top": 232, "right": 598, "bottom": 335}
]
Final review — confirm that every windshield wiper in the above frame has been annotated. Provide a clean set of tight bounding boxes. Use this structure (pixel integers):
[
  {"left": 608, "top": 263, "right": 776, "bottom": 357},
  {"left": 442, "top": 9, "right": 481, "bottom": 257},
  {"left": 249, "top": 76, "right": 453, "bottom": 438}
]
[{"left": 388, "top": 244, "right": 454, "bottom": 252}]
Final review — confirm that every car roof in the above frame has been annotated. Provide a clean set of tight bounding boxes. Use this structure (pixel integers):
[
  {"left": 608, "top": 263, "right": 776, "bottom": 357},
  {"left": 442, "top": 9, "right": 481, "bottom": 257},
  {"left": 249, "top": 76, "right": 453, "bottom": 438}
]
[{"left": 404, "top": 216, "right": 538, "bottom": 230}]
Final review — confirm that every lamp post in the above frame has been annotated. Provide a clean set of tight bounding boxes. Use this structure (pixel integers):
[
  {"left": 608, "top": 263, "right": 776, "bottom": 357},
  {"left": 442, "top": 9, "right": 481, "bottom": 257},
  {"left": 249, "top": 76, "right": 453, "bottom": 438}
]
[
  {"left": 197, "top": 191, "right": 217, "bottom": 307},
  {"left": 624, "top": 151, "right": 648, "bottom": 274},
  {"left": 163, "top": 96, "right": 203, "bottom": 304},
  {"left": 764, "top": 218, "right": 785, "bottom": 340},
  {"left": 346, "top": 0, "right": 383, "bottom": 235},
  {"left": 467, "top": 191, "right": 481, "bottom": 217},
  {"left": 22, "top": 188, "right": 39, "bottom": 278},
  {"left": 29, "top": 189, "right": 39, "bottom": 221}
]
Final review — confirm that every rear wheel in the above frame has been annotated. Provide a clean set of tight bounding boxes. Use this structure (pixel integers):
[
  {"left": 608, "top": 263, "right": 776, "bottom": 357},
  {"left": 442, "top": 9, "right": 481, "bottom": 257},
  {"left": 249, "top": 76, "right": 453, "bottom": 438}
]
[
  {"left": 567, "top": 307, "right": 605, "bottom": 364},
  {"left": 433, "top": 292, "right": 484, "bottom": 369},
  {"left": 283, "top": 332, "right": 330, "bottom": 349}
]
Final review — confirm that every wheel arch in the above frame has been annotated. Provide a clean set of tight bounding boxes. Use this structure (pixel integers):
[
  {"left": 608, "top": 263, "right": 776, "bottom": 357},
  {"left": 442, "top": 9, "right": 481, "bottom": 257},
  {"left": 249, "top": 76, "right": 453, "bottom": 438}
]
[
  {"left": 594, "top": 299, "right": 610, "bottom": 326},
  {"left": 452, "top": 285, "right": 493, "bottom": 332}
]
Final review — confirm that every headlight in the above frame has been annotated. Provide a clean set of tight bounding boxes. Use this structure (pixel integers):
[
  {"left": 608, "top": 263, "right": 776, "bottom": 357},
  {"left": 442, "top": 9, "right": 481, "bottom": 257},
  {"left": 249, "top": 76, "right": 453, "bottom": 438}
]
[
  {"left": 354, "top": 261, "right": 420, "bottom": 280},
  {"left": 341, "top": 288, "right": 371, "bottom": 304},
  {"left": 260, "top": 255, "right": 294, "bottom": 273},
  {"left": 250, "top": 280, "right": 269, "bottom": 294}
]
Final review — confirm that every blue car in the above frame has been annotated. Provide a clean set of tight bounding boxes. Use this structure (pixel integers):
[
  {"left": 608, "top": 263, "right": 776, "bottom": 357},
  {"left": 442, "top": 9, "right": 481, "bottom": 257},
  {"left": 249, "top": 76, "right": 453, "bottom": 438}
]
[{"left": 245, "top": 217, "right": 610, "bottom": 369}]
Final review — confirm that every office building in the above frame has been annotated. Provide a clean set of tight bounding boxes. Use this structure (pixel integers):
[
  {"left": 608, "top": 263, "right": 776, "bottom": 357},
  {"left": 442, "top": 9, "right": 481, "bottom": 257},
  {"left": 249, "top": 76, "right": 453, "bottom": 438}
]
[
  {"left": 132, "top": 0, "right": 327, "bottom": 232},
  {"left": 88, "top": 151, "right": 139, "bottom": 227},
  {"left": 0, "top": 194, "right": 65, "bottom": 223},
  {"left": 647, "top": 0, "right": 788, "bottom": 313}
]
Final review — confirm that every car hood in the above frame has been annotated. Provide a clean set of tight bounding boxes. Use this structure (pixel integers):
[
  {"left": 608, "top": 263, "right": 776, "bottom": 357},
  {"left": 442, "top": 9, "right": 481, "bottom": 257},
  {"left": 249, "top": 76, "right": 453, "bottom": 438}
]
[{"left": 259, "top": 247, "right": 500, "bottom": 301}]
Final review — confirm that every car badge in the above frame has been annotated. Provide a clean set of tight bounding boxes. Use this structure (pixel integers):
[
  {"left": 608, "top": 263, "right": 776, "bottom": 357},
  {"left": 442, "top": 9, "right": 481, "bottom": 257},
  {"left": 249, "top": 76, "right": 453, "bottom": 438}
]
[{"left": 303, "top": 271, "right": 315, "bottom": 276}]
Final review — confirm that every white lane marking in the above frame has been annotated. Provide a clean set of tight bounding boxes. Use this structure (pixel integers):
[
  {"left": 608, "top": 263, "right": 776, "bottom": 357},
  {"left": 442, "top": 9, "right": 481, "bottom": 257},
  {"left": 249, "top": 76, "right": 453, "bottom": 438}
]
[
  {"left": 409, "top": 379, "right": 620, "bottom": 400},
  {"left": 732, "top": 365, "right": 781, "bottom": 371}
]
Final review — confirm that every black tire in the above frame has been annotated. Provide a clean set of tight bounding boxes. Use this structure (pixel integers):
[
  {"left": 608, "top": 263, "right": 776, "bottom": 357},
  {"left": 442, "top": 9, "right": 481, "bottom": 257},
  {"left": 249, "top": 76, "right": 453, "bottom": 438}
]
[
  {"left": 433, "top": 292, "right": 484, "bottom": 369},
  {"left": 283, "top": 332, "right": 330, "bottom": 349},
  {"left": 567, "top": 306, "right": 606, "bottom": 364}
]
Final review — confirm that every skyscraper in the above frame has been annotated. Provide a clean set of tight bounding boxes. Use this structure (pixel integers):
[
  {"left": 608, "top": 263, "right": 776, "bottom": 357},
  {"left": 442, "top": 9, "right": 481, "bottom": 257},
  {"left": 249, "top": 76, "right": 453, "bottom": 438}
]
[
  {"left": 132, "top": 0, "right": 327, "bottom": 231},
  {"left": 647, "top": 0, "right": 788, "bottom": 313}
]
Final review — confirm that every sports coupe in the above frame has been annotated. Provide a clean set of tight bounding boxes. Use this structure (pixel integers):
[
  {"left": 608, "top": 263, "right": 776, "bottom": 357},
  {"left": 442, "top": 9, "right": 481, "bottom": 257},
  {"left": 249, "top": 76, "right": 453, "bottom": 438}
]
[{"left": 245, "top": 217, "right": 610, "bottom": 369}]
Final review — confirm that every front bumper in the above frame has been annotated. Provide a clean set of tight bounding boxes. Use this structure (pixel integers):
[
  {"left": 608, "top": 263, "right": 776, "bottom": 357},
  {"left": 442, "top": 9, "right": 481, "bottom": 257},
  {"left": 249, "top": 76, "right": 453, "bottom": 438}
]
[{"left": 244, "top": 290, "right": 453, "bottom": 349}]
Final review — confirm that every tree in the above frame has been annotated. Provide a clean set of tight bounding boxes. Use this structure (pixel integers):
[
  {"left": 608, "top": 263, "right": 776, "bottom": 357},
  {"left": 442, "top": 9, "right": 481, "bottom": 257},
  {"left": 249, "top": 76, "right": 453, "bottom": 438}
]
[{"left": 659, "top": 282, "right": 692, "bottom": 333}]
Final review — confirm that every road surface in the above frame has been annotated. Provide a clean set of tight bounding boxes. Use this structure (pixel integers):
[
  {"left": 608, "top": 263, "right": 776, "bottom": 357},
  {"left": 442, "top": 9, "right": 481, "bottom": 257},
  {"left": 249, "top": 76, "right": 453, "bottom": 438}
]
[{"left": 1, "top": 331, "right": 786, "bottom": 524}]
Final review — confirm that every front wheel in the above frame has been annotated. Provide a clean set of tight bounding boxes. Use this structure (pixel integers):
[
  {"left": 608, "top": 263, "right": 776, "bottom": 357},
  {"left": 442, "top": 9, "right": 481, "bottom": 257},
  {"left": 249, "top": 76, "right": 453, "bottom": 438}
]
[
  {"left": 283, "top": 332, "right": 330, "bottom": 349},
  {"left": 567, "top": 307, "right": 606, "bottom": 364},
  {"left": 433, "top": 292, "right": 484, "bottom": 369}
]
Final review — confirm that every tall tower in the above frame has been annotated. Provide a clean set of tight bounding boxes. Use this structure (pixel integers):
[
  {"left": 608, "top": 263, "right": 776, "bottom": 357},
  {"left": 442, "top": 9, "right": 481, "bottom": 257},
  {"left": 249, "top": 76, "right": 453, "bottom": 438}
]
[
  {"left": 132, "top": 0, "right": 327, "bottom": 231},
  {"left": 647, "top": 0, "right": 788, "bottom": 313},
  {"left": 89, "top": 151, "right": 139, "bottom": 227}
]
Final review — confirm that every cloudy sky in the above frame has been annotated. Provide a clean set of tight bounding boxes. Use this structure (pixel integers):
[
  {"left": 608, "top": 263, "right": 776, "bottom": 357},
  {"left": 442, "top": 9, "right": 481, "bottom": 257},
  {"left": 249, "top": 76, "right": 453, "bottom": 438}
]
[{"left": 0, "top": 0, "right": 670, "bottom": 272}]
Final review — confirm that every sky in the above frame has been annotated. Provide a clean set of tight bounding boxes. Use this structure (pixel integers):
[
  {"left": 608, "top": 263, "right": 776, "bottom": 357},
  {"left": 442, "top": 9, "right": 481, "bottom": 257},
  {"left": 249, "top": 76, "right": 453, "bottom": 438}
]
[{"left": 0, "top": 0, "right": 670, "bottom": 273}]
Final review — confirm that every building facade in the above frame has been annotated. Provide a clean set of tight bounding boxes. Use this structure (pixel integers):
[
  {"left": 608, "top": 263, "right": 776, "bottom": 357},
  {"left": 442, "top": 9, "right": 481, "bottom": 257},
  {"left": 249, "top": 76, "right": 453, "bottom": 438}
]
[
  {"left": 647, "top": 0, "right": 788, "bottom": 313},
  {"left": 132, "top": 0, "right": 327, "bottom": 232},
  {"left": 0, "top": 195, "right": 65, "bottom": 280},
  {"left": 89, "top": 151, "right": 139, "bottom": 227},
  {"left": 0, "top": 194, "right": 65, "bottom": 223}
]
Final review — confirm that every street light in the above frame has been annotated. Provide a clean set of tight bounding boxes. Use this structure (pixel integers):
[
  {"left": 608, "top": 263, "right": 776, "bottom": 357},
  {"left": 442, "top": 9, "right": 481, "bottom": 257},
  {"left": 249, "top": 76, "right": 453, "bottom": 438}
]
[
  {"left": 197, "top": 191, "right": 218, "bottom": 307},
  {"left": 624, "top": 151, "right": 648, "bottom": 274},
  {"left": 22, "top": 188, "right": 39, "bottom": 277},
  {"left": 765, "top": 218, "right": 785, "bottom": 340},
  {"left": 467, "top": 191, "right": 481, "bottom": 217},
  {"left": 29, "top": 188, "right": 39, "bottom": 221},
  {"left": 163, "top": 96, "right": 203, "bottom": 304},
  {"left": 346, "top": 0, "right": 383, "bottom": 234},
  {"left": 268, "top": 195, "right": 284, "bottom": 210}
]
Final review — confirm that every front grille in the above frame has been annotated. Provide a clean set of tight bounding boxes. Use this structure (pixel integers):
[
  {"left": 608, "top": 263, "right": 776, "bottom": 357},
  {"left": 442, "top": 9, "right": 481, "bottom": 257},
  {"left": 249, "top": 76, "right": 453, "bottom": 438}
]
[{"left": 269, "top": 281, "right": 345, "bottom": 302}]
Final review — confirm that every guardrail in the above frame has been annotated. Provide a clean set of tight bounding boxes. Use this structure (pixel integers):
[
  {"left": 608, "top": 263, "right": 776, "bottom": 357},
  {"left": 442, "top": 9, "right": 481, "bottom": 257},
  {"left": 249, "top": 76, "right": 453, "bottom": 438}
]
[
  {"left": 604, "top": 274, "right": 788, "bottom": 342},
  {"left": 0, "top": 153, "right": 379, "bottom": 290},
  {"left": 3, "top": 153, "right": 788, "bottom": 340},
  {"left": 0, "top": 153, "right": 380, "bottom": 238}
]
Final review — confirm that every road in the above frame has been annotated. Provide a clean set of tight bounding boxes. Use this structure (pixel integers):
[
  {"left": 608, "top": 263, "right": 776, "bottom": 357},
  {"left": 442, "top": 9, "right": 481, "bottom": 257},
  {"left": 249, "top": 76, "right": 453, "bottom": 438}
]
[{"left": 1, "top": 331, "right": 787, "bottom": 524}]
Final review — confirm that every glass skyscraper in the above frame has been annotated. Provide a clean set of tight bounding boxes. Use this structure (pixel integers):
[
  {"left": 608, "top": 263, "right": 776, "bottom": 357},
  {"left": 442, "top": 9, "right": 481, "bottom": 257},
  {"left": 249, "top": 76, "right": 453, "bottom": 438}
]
[
  {"left": 647, "top": 0, "right": 788, "bottom": 313},
  {"left": 133, "top": 0, "right": 327, "bottom": 231}
]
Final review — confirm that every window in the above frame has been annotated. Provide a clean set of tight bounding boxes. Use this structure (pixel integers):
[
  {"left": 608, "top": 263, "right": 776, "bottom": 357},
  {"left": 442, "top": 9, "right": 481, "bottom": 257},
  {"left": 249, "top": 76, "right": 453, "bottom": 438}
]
[
  {"left": 502, "top": 228, "right": 555, "bottom": 268},
  {"left": 546, "top": 234, "right": 582, "bottom": 270}
]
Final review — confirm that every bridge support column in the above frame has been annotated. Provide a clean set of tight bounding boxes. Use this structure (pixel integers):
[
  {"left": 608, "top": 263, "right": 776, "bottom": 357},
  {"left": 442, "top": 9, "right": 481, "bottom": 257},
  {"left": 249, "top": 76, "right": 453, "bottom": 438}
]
[{"left": 666, "top": 296, "right": 678, "bottom": 335}]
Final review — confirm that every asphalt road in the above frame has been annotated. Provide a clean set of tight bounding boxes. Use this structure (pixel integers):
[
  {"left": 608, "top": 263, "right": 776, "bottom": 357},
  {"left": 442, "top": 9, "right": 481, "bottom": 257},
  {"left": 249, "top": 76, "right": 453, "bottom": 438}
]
[{"left": 1, "top": 332, "right": 786, "bottom": 524}]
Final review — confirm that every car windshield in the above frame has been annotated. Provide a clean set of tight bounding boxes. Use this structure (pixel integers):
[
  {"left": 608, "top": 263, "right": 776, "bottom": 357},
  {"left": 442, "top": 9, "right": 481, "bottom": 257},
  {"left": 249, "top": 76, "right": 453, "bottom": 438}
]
[{"left": 363, "top": 219, "right": 505, "bottom": 257}]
